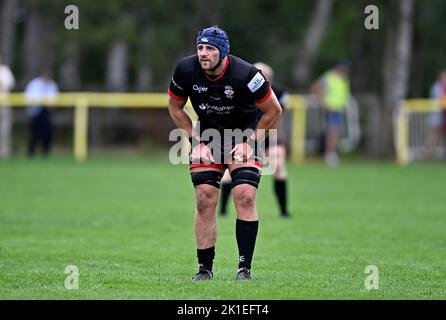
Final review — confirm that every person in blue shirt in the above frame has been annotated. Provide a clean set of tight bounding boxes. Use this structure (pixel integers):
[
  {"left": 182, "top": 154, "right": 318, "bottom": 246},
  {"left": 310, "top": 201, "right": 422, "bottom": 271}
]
[{"left": 25, "top": 70, "right": 59, "bottom": 157}]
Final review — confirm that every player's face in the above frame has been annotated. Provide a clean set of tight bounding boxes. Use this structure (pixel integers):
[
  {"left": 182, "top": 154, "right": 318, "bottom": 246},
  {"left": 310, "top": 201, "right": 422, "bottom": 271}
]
[{"left": 197, "top": 44, "right": 220, "bottom": 71}]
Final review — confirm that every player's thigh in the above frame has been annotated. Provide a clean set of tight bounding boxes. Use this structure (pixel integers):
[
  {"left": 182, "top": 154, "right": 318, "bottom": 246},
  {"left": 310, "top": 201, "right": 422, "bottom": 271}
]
[
  {"left": 190, "top": 166, "right": 224, "bottom": 204},
  {"left": 227, "top": 163, "right": 261, "bottom": 204}
]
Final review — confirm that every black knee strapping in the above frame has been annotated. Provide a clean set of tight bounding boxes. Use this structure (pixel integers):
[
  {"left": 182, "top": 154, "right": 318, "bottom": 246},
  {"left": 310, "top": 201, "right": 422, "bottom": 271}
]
[
  {"left": 230, "top": 167, "right": 261, "bottom": 189},
  {"left": 191, "top": 171, "right": 223, "bottom": 189}
]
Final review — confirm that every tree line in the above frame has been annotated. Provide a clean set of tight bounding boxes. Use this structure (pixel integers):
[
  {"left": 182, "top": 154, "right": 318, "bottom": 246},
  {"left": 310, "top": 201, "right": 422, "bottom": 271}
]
[{"left": 1, "top": 0, "right": 444, "bottom": 157}]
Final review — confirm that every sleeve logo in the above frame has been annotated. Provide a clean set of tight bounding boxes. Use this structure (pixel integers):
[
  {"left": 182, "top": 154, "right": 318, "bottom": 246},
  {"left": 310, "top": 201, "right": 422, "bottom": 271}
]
[
  {"left": 247, "top": 72, "right": 265, "bottom": 93},
  {"left": 171, "top": 77, "right": 184, "bottom": 91}
]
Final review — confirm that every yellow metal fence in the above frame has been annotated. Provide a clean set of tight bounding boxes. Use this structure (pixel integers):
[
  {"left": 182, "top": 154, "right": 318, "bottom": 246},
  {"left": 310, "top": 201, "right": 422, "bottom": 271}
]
[
  {"left": 396, "top": 99, "right": 440, "bottom": 165},
  {"left": 0, "top": 93, "right": 306, "bottom": 163}
]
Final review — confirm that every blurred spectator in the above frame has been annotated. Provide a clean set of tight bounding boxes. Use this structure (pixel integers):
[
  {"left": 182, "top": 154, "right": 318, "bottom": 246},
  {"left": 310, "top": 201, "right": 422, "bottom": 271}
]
[
  {"left": 25, "top": 70, "right": 59, "bottom": 157},
  {"left": 0, "top": 56, "right": 15, "bottom": 92},
  {"left": 0, "top": 55, "right": 16, "bottom": 158},
  {"left": 426, "top": 71, "right": 446, "bottom": 159},
  {"left": 311, "top": 60, "right": 350, "bottom": 166}
]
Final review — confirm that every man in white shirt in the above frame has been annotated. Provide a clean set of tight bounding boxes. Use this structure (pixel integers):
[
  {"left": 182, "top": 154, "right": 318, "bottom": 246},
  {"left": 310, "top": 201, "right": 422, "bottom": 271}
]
[
  {"left": 0, "top": 55, "right": 15, "bottom": 158},
  {"left": 25, "top": 70, "right": 59, "bottom": 157}
]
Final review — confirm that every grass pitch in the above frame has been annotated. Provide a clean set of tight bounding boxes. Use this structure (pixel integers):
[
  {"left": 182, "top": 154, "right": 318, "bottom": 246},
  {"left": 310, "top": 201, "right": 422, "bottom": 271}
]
[{"left": 0, "top": 155, "right": 445, "bottom": 299}]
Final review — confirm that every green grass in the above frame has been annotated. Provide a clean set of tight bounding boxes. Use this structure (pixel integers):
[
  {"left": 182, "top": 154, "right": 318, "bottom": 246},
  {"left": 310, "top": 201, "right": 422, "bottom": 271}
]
[{"left": 1, "top": 155, "right": 445, "bottom": 299}]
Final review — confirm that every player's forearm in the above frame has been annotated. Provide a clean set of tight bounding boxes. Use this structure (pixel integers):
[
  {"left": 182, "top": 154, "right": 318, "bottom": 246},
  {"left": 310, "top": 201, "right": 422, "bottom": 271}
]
[
  {"left": 255, "top": 110, "right": 281, "bottom": 141},
  {"left": 168, "top": 105, "right": 194, "bottom": 138},
  {"left": 253, "top": 90, "right": 282, "bottom": 141}
]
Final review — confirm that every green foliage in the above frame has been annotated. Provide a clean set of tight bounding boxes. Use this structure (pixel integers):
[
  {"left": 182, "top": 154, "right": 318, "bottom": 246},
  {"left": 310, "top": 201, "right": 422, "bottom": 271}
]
[
  {"left": 412, "top": 0, "right": 446, "bottom": 95},
  {"left": 8, "top": 0, "right": 445, "bottom": 93}
]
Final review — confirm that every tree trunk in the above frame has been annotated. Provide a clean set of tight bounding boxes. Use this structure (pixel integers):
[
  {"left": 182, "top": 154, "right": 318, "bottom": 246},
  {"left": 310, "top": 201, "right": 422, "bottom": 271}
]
[
  {"left": 408, "top": 1, "right": 423, "bottom": 98},
  {"left": 379, "top": 0, "right": 415, "bottom": 157},
  {"left": 106, "top": 39, "right": 128, "bottom": 92},
  {"left": 90, "top": 39, "right": 129, "bottom": 150},
  {"left": 0, "top": 0, "right": 17, "bottom": 159},
  {"left": 136, "top": 28, "right": 153, "bottom": 92},
  {"left": 136, "top": 65, "right": 153, "bottom": 92},
  {"left": 355, "top": 94, "right": 380, "bottom": 156},
  {"left": 59, "top": 46, "right": 81, "bottom": 91},
  {"left": 351, "top": 0, "right": 372, "bottom": 93},
  {"left": 0, "top": 0, "right": 16, "bottom": 66},
  {"left": 23, "top": 3, "right": 48, "bottom": 82},
  {"left": 292, "top": 0, "right": 333, "bottom": 89}
]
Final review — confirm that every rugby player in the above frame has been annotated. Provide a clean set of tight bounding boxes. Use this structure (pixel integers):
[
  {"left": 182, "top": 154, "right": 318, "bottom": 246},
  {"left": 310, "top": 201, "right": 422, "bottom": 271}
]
[{"left": 167, "top": 26, "right": 282, "bottom": 280}]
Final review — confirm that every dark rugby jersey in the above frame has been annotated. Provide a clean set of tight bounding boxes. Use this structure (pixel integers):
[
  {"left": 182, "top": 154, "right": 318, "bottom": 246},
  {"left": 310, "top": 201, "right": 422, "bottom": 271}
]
[
  {"left": 256, "top": 83, "right": 288, "bottom": 147},
  {"left": 257, "top": 83, "right": 287, "bottom": 121},
  {"left": 168, "top": 54, "right": 271, "bottom": 136}
]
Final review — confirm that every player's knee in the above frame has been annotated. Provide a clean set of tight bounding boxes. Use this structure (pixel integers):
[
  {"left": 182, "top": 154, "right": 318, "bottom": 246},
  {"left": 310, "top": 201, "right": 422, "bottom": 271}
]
[
  {"left": 233, "top": 186, "right": 256, "bottom": 209},
  {"left": 230, "top": 167, "right": 261, "bottom": 189},
  {"left": 195, "top": 186, "right": 218, "bottom": 213}
]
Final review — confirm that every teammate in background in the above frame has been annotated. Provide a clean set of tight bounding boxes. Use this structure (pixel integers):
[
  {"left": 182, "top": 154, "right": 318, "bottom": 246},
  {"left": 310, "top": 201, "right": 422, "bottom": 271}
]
[
  {"left": 426, "top": 71, "right": 446, "bottom": 159},
  {"left": 167, "top": 26, "right": 282, "bottom": 281},
  {"left": 219, "top": 62, "right": 291, "bottom": 218},
  {"left": 311, "top": 60, "right": 350, "bottom": 166}
]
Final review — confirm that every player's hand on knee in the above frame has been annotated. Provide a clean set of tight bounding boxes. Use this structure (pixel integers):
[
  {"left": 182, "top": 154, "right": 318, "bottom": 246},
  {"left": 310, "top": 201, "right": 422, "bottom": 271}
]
[
  {"left": 191, "top": 143, "right": 214, "bottom": 164},
  {"left": 203, "top": 145, "right": 215, "bottom": 164},
  {"left": 231, "top": 143, "right": 253, "bottom": 163}
]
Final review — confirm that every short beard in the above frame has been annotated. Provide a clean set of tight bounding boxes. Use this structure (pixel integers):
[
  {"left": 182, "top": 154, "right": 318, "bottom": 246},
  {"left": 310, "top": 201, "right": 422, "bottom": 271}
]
[
  {"left": 204, "top": 59, "right": 223, "bottom": 74},
  {"left": 201, "top": 61, "right": 218, "bottom": 72}
]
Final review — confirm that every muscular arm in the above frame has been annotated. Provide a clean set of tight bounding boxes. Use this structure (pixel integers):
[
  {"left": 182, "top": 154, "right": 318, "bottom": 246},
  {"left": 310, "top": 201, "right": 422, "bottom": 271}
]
[
  {"left": 254, "top": 90, "right": 282, "bottom": 142},
  {"left": 232, "top": 91, "right": 281, "bottom": 161},
  {"left": 167, "top": 97, "right": 196, "bottom": 139},
  {"left": 168, "top": 96, "right": 215, "bottom": 163}
]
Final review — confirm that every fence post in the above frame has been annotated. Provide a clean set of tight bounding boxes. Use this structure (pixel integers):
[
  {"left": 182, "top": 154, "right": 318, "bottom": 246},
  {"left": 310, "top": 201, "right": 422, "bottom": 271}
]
[
  {"left": 74, "top": 97, "right": 89, "bottom": 162},
  {"left": 290, "top": 96, "right": 306, "bottom": 163},
  {"left": 396, "top": 106, "right": 409, "bottom": 165}
]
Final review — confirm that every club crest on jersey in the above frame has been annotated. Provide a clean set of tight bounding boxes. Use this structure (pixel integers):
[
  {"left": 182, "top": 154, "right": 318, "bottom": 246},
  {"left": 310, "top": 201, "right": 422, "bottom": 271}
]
[{"left": 224, "top": 85, "right": 234, "bottom": 99}]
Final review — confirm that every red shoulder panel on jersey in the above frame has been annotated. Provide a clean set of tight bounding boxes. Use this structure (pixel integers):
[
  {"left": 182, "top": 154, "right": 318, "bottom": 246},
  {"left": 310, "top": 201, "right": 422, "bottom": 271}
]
[
  {"left": 168, "top": 88, "right": 187, "bottom": 101},
  {"left": 255, "top": 85, "right": 272, "bottom": 104}
]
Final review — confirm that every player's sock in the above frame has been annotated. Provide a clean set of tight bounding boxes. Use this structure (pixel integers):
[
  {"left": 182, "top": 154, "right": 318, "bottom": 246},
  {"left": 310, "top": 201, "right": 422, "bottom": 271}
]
[
  {"left": 274, "top": 179, "right": 288, "bottom": 216},
  {"left": 219, "top": 182, "right": 232, "bottom": 215},
  {"left": 197, "top": 246, "right": 215, "bottom": 271},
  {"left": 236, "top": 219, "right": 258, "bottom": 269}
]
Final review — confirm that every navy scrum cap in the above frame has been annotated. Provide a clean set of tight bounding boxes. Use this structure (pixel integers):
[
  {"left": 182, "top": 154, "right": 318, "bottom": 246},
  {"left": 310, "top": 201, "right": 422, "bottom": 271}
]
[{"left": 196, "top": 26, "right": 230, "bottom": 61}]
